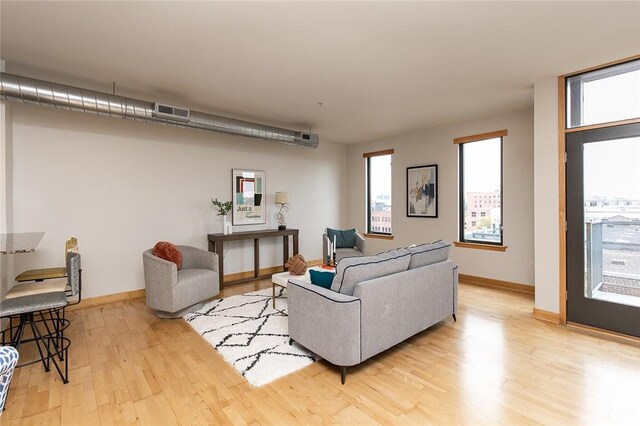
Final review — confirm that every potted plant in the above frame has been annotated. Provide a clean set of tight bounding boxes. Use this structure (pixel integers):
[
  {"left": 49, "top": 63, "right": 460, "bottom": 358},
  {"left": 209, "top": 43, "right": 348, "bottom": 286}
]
[{"left": 212, "top": 198, "right": 233, "bottom": 234}]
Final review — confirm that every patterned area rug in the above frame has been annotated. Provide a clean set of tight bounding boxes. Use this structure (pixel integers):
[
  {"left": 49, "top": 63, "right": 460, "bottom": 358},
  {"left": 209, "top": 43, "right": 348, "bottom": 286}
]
[{"left": 184, "top": 288, "right": 318, "bottom": 387}]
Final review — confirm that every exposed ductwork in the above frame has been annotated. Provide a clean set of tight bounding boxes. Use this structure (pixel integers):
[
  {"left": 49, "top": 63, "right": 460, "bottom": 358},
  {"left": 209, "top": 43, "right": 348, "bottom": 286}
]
[{"left": 0, "top": 72, "right": 319, "bottom": 148}]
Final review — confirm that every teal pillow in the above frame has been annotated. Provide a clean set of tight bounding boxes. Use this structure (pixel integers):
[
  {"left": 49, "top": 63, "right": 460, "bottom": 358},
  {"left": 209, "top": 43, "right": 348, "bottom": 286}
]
[
  {"left": 326, "top": 228, "right": 357, "bottom": 249},
  {"left": 309, "top": 269, "right": 335, "bottom": 289}
]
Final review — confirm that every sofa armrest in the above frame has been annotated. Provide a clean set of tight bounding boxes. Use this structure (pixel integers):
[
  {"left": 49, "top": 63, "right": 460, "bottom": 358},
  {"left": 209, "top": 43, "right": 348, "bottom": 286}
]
[
  {"left": 143, "top": 250, "right": 177, "bottom": 310},
  {"left": 322, "top": 233, "right": 330, "bottom": 263},
  {"left": 355, "top": 231, "right": 366, "bottom": 254},
  {"left": 178, "top": 245, "right": 218, "bottom": 271},
  {"left": 287, "top": 278, "right": 362, "bottom": 366},
  {"left": 143, "top": 250, "right": 177, "bottom": 283}
]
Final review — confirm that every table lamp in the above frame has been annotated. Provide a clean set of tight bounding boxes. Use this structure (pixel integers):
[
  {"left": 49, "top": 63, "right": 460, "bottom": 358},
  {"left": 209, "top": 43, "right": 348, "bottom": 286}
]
[{"left": 274, "top": 192, "right": 290, "bottom": 230}]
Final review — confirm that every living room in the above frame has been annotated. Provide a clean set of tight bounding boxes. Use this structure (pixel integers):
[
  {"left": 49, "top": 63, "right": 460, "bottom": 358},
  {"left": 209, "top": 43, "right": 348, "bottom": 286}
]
[{"left": 1, "top": 1, "right": 639, "bottom": 424}]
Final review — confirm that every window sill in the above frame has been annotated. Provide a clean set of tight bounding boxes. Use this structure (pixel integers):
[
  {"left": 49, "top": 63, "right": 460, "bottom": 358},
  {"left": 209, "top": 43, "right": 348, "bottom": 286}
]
[
  {"left": 453, "top": 241, "right": 507, "bottom": 252},
  {"left": 363, "top": 233, "right": 394, "bottom": 240}
]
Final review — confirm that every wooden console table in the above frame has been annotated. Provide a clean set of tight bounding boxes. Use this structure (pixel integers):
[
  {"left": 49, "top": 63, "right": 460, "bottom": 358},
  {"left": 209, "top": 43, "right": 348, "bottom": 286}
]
[{"left": 207, "top": 228, "right": 299, "bottom": 288}]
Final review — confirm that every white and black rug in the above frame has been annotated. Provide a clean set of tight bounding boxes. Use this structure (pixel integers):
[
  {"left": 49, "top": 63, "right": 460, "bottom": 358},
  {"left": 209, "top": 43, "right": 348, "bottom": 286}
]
[{"left": 183, "top": 288, "right": 318, "bottom": 387}]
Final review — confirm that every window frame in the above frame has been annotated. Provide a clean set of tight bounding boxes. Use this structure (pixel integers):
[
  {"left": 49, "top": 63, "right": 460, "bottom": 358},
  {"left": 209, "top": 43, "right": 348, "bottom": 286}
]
[
  {"left": 364, "top": 149, "right": 394, "bottom": 236},
  {"left": 567, "top": 59, "right": 640, "bottom": 129},
  {"left": 455, "top": 130, "right": 506, "bottom": 247}
]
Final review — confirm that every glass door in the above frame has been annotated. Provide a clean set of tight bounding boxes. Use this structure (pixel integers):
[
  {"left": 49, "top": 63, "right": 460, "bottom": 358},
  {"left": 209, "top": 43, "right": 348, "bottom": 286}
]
[{"left": 566, "top": 123, "right": 640, "bottom": 337}]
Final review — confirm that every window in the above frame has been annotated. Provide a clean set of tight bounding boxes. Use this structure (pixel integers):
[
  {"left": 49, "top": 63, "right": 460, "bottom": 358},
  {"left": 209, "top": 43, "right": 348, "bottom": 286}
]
[
  {"left": 364, "top": 149, "right": 393, "bottom": 235},
  {"left": 567, "top": 59, "right": 640, "bottom": 128},
  {"left": 455, "top": 130, "right": 505, "bottom": 245}
]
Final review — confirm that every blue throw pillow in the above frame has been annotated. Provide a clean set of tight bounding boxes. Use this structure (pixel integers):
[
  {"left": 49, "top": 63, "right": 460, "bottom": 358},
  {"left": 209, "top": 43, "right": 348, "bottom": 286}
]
[
  {"left": 326, "top": 228, "right": 357, "bottom": 249},
  {"left": 309, "top": 269, "right": 335, "bottom": 289}
]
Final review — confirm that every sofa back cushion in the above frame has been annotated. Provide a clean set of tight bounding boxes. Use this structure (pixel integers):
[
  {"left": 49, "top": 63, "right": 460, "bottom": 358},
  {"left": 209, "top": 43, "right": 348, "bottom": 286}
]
[
  {"left": 408, "top": 240, "right": 451, "bottom": 270},
  {"left": 331, "top": 248, "right": 411, "bottom": 295}
]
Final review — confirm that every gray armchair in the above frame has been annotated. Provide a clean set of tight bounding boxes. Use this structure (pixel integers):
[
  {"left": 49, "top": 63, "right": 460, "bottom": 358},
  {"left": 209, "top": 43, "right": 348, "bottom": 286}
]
[
  {"left": 143, "top": 245, "right": 219, "bottom": 318},
  {"left": 322, "top": 228, "right": 366, "bottom": 264}
]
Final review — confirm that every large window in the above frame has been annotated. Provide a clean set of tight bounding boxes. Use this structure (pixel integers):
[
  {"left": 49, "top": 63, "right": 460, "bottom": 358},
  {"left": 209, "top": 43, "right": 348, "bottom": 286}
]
[
  {"left": 364, "top": 149, "right": 393, "bottom": 235},
  {"left": 456, "top": 130, "right": 505, "bottom": 245},
  {"left": 567, "top": 59, "right": 640, "bottom": 128},
  {"left": 563, "top": 57, "right": 640, "bottom": 335}
]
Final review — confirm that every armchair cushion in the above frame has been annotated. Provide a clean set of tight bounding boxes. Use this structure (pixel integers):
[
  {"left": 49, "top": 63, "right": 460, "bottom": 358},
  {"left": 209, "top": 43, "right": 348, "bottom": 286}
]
[
  {"left": 153, "top": 241, "right": 182, "bottom": 270},
  {"left": 4, "top": 278, "right": 67, "bottom": 299},
  {"left": 327, "top": 228, "right": 357, "bottom": 248}
]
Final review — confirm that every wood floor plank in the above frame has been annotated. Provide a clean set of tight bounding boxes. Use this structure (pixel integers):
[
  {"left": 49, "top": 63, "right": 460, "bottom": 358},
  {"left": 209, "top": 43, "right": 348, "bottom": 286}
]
[
  {"left": 59, "top": 365, "right": 99, "bottom": 424},
  {"left": 9, "top": 407, "right": 61, "bottom": 426},
  {"left": 133, "top": 393, "right": 179, "bottom": 426},
  {"left": 4, "top": 280, "right": 640, "bottom": 425},
  {"left": 91, "top": 361, "right": 138, "bottom": 425},
  {"left": 158, "top": 375, "right": 217, "bottom": 425}
]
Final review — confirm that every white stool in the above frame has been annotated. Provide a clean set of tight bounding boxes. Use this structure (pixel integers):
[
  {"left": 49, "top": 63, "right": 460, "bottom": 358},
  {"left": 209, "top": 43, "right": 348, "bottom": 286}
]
[
  {"left": 271, "top": 269, "right": 310, "bottom": 310},
  {"left": 271, "top": 267, "right": 335, "bottom": 309}
]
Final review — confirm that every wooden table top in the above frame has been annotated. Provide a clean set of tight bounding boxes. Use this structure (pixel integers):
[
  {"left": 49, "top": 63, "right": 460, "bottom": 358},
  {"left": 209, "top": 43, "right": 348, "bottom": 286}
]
[{"left": 0, "top": 232, "right": 45, "bottom": 254}]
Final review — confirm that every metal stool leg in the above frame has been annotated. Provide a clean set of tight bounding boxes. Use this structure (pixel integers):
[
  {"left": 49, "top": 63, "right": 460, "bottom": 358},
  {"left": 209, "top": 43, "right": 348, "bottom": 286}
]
[{"left": 27, "top": 314, "right": 51, "bottom": 372}]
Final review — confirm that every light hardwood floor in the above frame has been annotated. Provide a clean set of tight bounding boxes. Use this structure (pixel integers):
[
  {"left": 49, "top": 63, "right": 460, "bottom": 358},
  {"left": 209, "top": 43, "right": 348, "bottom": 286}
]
[{"left": 4, "top": 281, "right": 640, "bottom": 425}]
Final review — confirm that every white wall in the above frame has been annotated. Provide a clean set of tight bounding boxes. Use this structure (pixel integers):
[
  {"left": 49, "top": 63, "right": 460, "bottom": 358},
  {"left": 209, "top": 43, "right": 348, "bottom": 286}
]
[
  {"left": 533, "top": 77, "right": 560, "bottom": 313},
  {"left": 1, "top": 56, "right": 13, "bottom": 297},
  {"left": 0, "top": 100, "right": 14, "bottom": 298},
  {"left": 347, "top": 108, "right": 535, "bottom": 286},
  {"left": 9, "top": 104, "right": 346, "bottom": 298}
]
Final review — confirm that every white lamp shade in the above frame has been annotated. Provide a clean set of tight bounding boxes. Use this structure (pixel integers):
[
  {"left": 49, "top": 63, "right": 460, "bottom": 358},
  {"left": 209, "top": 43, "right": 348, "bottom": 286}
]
[{"left": 275, "top": 192, "right": 290, "bottom": 204}]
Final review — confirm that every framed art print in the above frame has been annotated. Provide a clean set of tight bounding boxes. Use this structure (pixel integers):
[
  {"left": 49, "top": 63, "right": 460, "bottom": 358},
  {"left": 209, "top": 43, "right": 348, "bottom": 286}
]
[
  {"left": 232, "top": 169, "right": 266, "bottom": 225},
  {"left": 407, "top": 164, "right": 438, "bottom": 218}
]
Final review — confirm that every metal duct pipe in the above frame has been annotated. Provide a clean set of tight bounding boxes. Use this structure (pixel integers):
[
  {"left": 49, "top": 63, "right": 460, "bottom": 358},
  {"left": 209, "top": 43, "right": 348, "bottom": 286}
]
[{"left": 0, "top": 72, "right": 319, "bottom": 148}]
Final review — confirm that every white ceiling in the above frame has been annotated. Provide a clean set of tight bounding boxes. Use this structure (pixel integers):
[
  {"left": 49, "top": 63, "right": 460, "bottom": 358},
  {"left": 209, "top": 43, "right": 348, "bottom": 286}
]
[{"left": 1, "top": 1, "right": 639, "bottom": 144}]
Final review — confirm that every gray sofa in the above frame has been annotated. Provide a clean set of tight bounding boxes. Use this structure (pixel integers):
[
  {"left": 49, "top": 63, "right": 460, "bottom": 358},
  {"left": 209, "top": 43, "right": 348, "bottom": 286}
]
[
  {"left": 143, "top": 245, "right": 219, "bottom": 318},
  {"left": 288, "top": 241, "right": 457, "bottom": 383}
]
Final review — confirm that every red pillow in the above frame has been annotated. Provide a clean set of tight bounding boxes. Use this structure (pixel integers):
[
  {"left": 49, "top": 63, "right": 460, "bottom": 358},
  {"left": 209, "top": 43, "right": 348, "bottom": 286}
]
[{"left": 152, "top": 241, "right": 182, "bottom": 270}]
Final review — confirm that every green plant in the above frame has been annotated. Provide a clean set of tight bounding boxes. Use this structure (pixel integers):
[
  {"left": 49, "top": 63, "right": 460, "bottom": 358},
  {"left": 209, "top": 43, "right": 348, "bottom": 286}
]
[{"left": 211, "top": 198, "right": 233, "bottom": 216}]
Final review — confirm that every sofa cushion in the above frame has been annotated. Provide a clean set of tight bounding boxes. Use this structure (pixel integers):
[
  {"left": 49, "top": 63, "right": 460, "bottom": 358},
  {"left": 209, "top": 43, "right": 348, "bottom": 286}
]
[
  {"left": 309, "top": 269, "right": 335, "bottom": 289},
  {"left": 331, "top": 248, "right": 411, "bottom": 295},
  {"left": 408, "top": 240, "right": 451, "bottom": 270},
  {"left": 327, "top": 228, "right": 357, "bottom": 248},
  {"left": 153, "top": 241, "right": 182, "bottom": 270}
]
